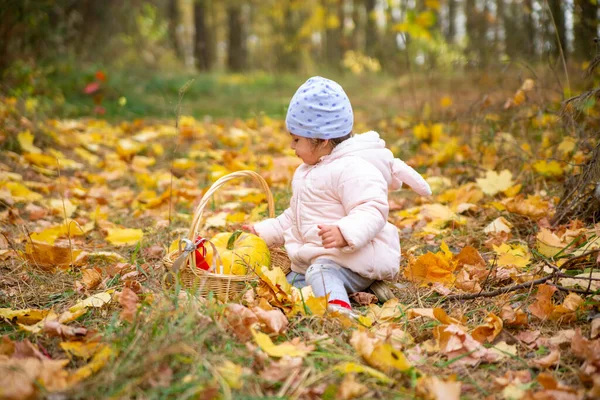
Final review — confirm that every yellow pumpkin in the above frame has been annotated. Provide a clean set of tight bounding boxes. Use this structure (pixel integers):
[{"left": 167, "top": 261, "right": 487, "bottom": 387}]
[{"left": 205, "top": 230, "right": 270, "bottom": 275}]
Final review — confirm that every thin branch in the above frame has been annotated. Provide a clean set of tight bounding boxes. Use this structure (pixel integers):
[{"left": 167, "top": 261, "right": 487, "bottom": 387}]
[{"left": 442, "top": 274, "right": 556, "bottom": 301}]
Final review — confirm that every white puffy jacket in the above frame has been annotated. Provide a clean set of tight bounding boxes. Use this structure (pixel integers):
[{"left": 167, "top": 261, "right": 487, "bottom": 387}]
[{"left": 255, "top": 131, "right": 431, "bottom": 280}]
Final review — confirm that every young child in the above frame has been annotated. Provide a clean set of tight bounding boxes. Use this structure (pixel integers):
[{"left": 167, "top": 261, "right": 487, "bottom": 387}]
[{"left": 245, "top": 76, "right": 431, "bottom": 315}]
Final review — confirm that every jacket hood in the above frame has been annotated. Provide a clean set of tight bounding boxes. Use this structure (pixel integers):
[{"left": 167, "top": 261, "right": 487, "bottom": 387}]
[{"left": 322, "top": 131, "right": 432, "bottom": 196}]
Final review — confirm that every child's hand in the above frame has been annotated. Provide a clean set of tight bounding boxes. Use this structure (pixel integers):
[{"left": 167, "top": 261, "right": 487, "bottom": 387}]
[
  {"left": 242, "top": 224, "right": 257, "bottom": 235},
  {"left": 317, "top": 225, "right": 348, "bottom": 249}
]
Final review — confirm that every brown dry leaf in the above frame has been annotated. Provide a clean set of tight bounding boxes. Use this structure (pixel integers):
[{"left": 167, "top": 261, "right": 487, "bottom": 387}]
[
  {"left": 251, "top": 306, "right": 288, "bottom": 335},
  {"left": 372, "top": 323, "right": 414, "bottom": 350},
  {"left": 23, "top": 240, "right": 82, "bottom": 271},
  {"left": 551, "top": 293, "right": 584, "bottom": 322},
  {"left": 591, "top": 319, "right": 600, "bottom": 340},
  {"left": 471, "top": 313, "right": 503, "bottom": 343},
  {"left": 25, "top": 203, "right": 47, "bottom": 220},
  {"left": 259, "top": 356, "right": 303, "bottom": 383},
  {"left": 532, "top": 349, "right": 561, "bottom": 369},
  {"left": 225, "top": 304, "right": 259, "bottom": 342},
  {"left": 571, "top": 329, "right": 600, "bottom": 371},
  {"left": 0, "top": 357, "right": 71, "bottom": 398},
  {"left": 118, "top": 287, "right": 139, "bottom": 323},
  {"left": 337, "top": 373, "right": 369, "bottom": 400},
  {"left": 529, "top": 284, "right": 557, "bottom": 320},
  {"left": 43, "top": 320, "right": 87, "bottom": 338},
  {"left": 504, "top": 194, "right": 552, "bottom": 220},
  {"left": 515, "top": 330, "right": 541, "bottom": 345},
  {"left": 434, "top": 324, "right": 499, "bottom": 366},
  {"left": 529, "top": 372, "right": 582, "bottom": 399},
  {"left": 349, "top": 292, "right": 378, "bottom": 305},
  {"left": 454, "top": 246, "right": 486, "bottom": 270},
  {"left": 416, "top": 375, "right": 462, "bottom": 400},
  {"left": 500, "top": 304, "right": 529, "bottom": 327},
  {"left": 81, "top": 268, "right": 102, "bottom": 290},
  {"left": 494, "top": 369, "right": 532, "bottom": 389}
]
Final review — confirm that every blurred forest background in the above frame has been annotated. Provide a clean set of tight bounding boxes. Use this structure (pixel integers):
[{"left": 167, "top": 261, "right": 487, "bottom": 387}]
[{"left": 0, "top": 0, "right": 599, "bottom": 119}]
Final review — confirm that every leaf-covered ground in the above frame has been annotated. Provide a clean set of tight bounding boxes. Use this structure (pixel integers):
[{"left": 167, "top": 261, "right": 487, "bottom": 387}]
[{"left": 1, "top": 76, "right": 599, "bottom": 400}]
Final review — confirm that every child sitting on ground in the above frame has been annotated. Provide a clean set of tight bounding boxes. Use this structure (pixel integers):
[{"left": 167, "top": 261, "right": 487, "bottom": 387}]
[{"left": 244, "top": 76, "right": 431, "bottom": 315}]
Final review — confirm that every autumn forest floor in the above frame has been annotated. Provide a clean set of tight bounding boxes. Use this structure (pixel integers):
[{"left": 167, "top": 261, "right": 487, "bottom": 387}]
[{"left": 1, "top": 65, "right": 600, "bottom": 399}]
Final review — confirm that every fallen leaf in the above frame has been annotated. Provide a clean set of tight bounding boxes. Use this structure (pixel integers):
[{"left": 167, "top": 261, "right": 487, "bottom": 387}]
[
  {"left": 216, "top": 360, "right": 247, "bottom": 390},
  {"left": 225, "top": 304, "right": 259, "bottom": 341},
  {"left": 69, "top": 291, "right": 112, "bottom": 312},
  {"left": 333, "top": 362, "right": 392, "bottom": 383},
  {"left": 118, "top": 287, "right": 139, "bottom": 323},
  {"left": 337, "top": 373, "right": 369, "bottom": 400},
  {"left": 416, "top": 375, "right": 462, "bottom": 400},
  {"left": 252, "top": 329, "right": 313, "bottom": 358},
  {"left": 349, "top": 292, "right": 378, "bottom": 305},
  {"left": 476, "top": 169, "right": 514, "bottom": 196},
  {"left": 532, "top": 349, "right": 561, "bottom": 369},
  {"left": 471, "top": 313, "right": 503, "bottom": 343},
  {"left": 60, "top": 341, "right": 104, "bottom": 360},
  {"left": 251, "top": 306, "right": 288, "bottom": 335},
  {"left": 484, "top": 217, "right": 513, "bottom": 234},
  {"left": 0, "top": 308, "right": 50, "bottom": 325},
  {"left": 43, "top": 320, "right": 87, "bottom": 338},
  {"left": 529, "top": 284, "right": 556, "bottom": 320},
  {"left": 70, "top": 345, "right": 116, "bottom": 384},
  {"left": 591, "top": 318, "right": 600, "bottom": 340},
  {"left": 105, "top": 227, "right": 144, "bottom": 246}
]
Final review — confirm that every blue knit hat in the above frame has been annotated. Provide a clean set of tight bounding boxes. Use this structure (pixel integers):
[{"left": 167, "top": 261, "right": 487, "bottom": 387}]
[{"left": 286, "top": 76, "right": 353, "bottom": 139}]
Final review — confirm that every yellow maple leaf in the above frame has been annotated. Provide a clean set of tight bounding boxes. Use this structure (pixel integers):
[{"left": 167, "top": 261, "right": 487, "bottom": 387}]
[
  {"left": 413, "top": 123, "right": 429, "bottom": 140},
  {"left": 216, "top": 360, "right": 246, "bottom": 389},
  {"left": 17, "top": 130, "right": 41, "bottom": 153},
  {"left": 493, "top": 243, "right": 531, "bottom": 268},
  {"left": 60, "top": 341, "right": 104, "bottom": 360},
  {"left": 557, "top": 137, "right": 577, "bottom": 154},
  {"left": 0, "top": 308, "right": 50, "bottom": 325},
  {"left": 69, "top": 292, "right": 113, "bottom": 313},
  {"left": 334, "top": 362, "right": 392, "bottom": 383},
  {"left": 252, "top": 329, "right": 313, "bottom": 358},
  {"left": 440, "top": 96, "right": 453, "bottom": 108},
  {"left": 1, "top": 181, "right": 43, "bottom": 202},
  {"left": 105, "top": 228, "right": 143, "bottom": 246},
  {"left": 476, "top": 169, "right": 514, "bottom": 196},
  {"left": 366, "top": 343, "right": 411, "bottom": 374},
  {"left": 69, "top": 345, "right": 116, "bottom": 384},
  {"left": 533, "top": 160, "right": 564, "bottom": 177}
]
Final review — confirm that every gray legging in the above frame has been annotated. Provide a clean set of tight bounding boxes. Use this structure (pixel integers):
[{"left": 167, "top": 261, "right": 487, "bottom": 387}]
[{"left": 286, "top": 258, "right": 373, "bottom": 305}]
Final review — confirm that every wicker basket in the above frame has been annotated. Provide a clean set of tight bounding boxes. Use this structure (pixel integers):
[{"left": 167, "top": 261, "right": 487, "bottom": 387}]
[{"left": 162, "top": 170, "right": 291, "bottom": 301}]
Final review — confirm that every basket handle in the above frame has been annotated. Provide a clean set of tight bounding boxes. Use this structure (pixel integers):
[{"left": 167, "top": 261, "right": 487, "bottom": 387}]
[{"left": 188, "top": 170, "right": 275, "bottom": 241}]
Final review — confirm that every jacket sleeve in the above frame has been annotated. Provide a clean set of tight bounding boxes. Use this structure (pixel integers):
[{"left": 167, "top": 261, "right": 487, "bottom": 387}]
[
  {"left": 390, "top": 159, "right": 432, "bottom": 196},
  {"left": 254, "top": 207, "right": 293, "bottom": 247},
  {"left": 335, "top": 165, "right": 389, "bottom": 252}
]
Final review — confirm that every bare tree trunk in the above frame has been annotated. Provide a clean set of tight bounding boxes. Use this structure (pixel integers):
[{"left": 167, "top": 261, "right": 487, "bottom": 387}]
[
  {"left": 194, "top": 0, "right": 213, "bottom": 71},
  {"left": 446, "top": 0, "right": 457, "bottom": 43},
  {"left": 548, "top": 0, "right": 567, "bottom": 60},
  {"left": 495, "top": 0, "right": 504, "bottom": 54},
  {"left": 351, "top": 0, "right": 362, "bottom": 50},
  {"left": 523, "top": 0, "right": 536, "bottom": 59},
  {"left": 503, "top": 0, "right": 520, "bottom": 59},
  {"left": 574, "top": 0, "right": 598, "bottom": 59},
  {"left": 365, "top": 0, "right": 377, "bottom": 57},
  {"left": 168, "top": 0, "right": 183, "bottom": 60},
  {"left": 324, "top": 0, "right": 343, "bottom": 69},
  {"left": 227, "top": 4, "right": 246, "bottom": 71}
]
